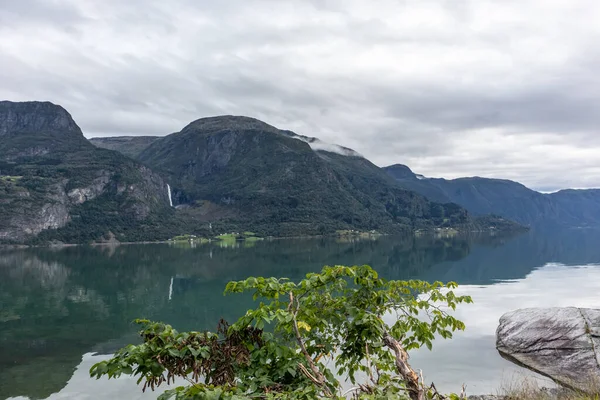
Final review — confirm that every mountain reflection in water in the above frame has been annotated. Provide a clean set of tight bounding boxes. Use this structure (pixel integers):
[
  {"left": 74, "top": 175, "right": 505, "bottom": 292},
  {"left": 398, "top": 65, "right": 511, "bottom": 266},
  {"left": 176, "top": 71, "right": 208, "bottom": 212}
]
[{"left": 1, "top": 228, "right": 600, "bottom": 399}]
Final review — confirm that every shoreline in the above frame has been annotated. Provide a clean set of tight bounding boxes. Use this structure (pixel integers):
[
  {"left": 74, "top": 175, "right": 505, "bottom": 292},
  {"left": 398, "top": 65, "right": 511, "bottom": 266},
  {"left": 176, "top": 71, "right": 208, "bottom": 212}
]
[{"left": 0, "top": 226, "right": 526, "bottom": 250}]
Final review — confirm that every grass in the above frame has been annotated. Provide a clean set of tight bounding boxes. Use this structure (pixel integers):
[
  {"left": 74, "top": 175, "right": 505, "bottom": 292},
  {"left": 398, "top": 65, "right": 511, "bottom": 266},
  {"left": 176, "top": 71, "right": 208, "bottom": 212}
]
[
  {"left": 216, "top": 232, "right": 262, "bottom": 244},
  {"left": 170, "top": 234, "right": 209, "bottom": 243},
  {"left": 332, "top": 231, "right": 382, "bottom": 244},
  {"left": 0, "top": 175, "right": 23, "bottom": 184},
  {"left": 216, "top": 233, "right": 238, "bottom": 245},
  {"left": 169, "top": 232, "right": 262, "bottom": 248}
]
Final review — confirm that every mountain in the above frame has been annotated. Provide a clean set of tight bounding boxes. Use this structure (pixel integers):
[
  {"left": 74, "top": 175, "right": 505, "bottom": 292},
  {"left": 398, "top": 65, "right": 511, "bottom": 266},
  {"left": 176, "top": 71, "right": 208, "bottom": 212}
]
[
  {"left": 384, "top": 164, "right": 600, "bottom": 227},
  {"left": 0, "top": 103, "right": 519, "bottom": 244},
  {"left": 89, "top": 136, "right": 160, "bottom": 159},
  {"left": 548, "top": 189, "right": 600, "bottom": 226},
  {"left": 0, "top": 101, "right": 172, "bottom": 244},
  {"left": 135, "top": 115, "right": 509, "bottom": 236}
]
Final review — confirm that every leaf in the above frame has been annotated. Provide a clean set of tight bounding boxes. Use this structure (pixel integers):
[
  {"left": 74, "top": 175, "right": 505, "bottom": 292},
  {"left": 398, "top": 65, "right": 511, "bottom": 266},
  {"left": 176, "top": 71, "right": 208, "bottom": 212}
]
[{"left": 297, "top": 321, "right": 311, "bottom": 332}]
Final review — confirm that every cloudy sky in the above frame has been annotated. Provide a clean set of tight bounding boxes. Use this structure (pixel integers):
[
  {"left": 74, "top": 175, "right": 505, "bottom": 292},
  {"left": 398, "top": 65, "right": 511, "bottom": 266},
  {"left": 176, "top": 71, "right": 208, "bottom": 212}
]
[{"left": 1, "top": 0, "right": 599, "bottom": 191}]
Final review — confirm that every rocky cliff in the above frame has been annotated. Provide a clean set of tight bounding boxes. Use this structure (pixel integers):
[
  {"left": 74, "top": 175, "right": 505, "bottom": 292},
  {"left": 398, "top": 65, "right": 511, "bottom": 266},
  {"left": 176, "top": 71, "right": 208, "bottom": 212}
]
[
  {"left": 0, "top": 100, "right": 82, "bottom": 136},
  {"left": 0, "top": 101, "right": 172, "bottom": 244}
]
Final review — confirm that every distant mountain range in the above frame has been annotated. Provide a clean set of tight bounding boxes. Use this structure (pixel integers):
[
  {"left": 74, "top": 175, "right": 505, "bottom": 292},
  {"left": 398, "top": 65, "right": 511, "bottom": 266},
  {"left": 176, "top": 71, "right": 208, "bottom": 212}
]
[
  {"left": 384, "top": 164, "right": 600, "bottom": 227},
  {"left": 124, "top": 115, "right": 502, "bottom": 237},
  {"left": 92, "top": 132, "right": 600, "bottom": 230},
  {"left": 4, "top": 100, "right": 596, "bottom": 244},
  {"left": 0, "top": 101, "right": 522, "bottom": 244}
]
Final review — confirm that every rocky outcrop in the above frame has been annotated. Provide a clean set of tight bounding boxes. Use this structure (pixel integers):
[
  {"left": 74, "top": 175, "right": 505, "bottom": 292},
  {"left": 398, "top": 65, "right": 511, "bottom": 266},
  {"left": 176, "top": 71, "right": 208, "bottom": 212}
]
[
  {"left": 496, "top": 307, "right": 600, "bottom": 393},
  {"left": 0, "top": 101, "right": 81, "bottom": 136},
  {"left": 0, "top": 101, "right": 171, "bottom": 243},
  {"left": 67, "top": 172, "right": 112, "bottom": 204}
]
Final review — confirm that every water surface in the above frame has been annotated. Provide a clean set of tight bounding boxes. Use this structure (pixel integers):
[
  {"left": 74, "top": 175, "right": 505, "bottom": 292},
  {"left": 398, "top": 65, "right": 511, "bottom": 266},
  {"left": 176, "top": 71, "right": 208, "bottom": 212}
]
[{"left": 2, "top": 229, "right": 600, "bottom": 399}]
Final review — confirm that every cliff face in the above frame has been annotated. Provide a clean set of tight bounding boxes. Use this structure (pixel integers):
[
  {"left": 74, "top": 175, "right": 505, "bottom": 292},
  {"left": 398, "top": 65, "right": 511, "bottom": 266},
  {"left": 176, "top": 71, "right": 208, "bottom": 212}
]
[
  {"left": 0, "top": 101, "right": 82, "bottom": 136},
  {"left": 0, "top": 101, "right": 171, "bottom": 244}
]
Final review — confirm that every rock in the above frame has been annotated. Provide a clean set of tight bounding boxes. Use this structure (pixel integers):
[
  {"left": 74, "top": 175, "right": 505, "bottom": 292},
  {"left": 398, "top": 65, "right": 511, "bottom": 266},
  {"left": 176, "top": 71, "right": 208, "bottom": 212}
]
[
  {"left": 496, "top": 307, "right": 600, "bottom": 393},
  {"left": 67, "top": 172, "right": 111, "bottom": 204},
  {"left": 0, "top": 100, "right": 82, "bottom": 136}
]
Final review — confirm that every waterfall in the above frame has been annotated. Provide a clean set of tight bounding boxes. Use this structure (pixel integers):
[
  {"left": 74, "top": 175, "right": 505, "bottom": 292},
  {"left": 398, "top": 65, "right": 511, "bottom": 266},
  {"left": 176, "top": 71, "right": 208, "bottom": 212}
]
[
  {"left": 168, "top": 276, "right": 174, "bottom": 301},
  {"left": 167, "top": 184, "right": 174, "bottom": 207}
]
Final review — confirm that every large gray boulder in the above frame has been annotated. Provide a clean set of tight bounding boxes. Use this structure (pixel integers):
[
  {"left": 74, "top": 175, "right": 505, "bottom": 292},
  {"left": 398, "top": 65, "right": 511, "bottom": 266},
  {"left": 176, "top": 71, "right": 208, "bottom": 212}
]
[{"left": 496, "top": 307, "right": 600, "bottom": 393}]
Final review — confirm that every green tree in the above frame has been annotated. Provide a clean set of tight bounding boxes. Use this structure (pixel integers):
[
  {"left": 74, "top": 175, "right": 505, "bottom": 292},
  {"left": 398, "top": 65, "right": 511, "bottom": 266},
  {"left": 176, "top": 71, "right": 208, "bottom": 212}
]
[{"left": 90, "top": 265, "right": 472, "bottom": 399}]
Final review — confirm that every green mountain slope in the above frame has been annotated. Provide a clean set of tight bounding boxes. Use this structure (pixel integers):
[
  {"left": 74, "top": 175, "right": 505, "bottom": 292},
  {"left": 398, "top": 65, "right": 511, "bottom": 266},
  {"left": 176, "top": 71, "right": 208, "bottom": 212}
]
[
  {"left": 384, "top": 164, "right": 600, "bottom": 227},
  {"left": 136, "top": 116, "right": 517, "bottom": 236},
  {"left": 0, "top": 101, "right": 173, "bottom": 244},
  {"left": 89, "top": 136, "right": 160, "bottom": 159}
]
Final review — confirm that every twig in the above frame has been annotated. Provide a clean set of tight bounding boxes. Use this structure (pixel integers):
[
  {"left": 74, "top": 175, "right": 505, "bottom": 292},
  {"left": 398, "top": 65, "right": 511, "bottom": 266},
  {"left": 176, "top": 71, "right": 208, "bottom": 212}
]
[{"left": 341, "top": 386, "right": 362, "bottom": 396}]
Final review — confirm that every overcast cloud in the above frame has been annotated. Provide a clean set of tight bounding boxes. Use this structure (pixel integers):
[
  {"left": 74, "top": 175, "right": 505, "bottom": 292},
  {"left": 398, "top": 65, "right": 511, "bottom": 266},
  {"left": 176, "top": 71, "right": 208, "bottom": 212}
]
[{"left": 1, "top": 0, "right": 599, "bottom": 191}]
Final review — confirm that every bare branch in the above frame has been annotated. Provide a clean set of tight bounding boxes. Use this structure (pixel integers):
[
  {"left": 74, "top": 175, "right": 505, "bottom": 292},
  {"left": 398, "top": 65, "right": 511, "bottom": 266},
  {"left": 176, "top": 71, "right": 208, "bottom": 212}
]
[
  {"left": 289, "top": 292, "right": 334, "bottom": 398},
  {"left": 383, "top": 331, "right": 424, "bottom": 400},
  {"left": 365, "top": 343, "right": 377, "bottom": 386}
]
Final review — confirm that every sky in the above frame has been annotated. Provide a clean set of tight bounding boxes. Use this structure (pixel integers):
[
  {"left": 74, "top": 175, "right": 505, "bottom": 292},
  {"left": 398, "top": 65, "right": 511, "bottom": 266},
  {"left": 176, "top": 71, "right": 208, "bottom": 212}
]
[{"left": 1, "top": 0, "right": 600, "bottom": 191}]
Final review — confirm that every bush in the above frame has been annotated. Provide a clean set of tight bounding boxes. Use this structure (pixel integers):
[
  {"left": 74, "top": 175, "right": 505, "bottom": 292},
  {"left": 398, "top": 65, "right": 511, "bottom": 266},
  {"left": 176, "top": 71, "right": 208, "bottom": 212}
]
[{"left": 90, "top": 265, "right": 472, "bottom": 399}]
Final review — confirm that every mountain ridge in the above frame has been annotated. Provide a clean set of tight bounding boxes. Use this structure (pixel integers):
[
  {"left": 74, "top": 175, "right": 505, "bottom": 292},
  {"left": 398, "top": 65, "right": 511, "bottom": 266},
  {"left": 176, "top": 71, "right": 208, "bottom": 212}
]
[
  {"left": 1, "top": 103, "right": 523, "bottom": 243},
  {"left": 136, "top": 115, "right": 495, "bottom": 237},
  {"left": 384, "top": 164, "right": 600, "bottom": 227},
  {"left": 0, "top": 100, "right": 82, "bottom": 137},
  {"left": 90, "top": 126, "right": 599, "bottom": 230}
]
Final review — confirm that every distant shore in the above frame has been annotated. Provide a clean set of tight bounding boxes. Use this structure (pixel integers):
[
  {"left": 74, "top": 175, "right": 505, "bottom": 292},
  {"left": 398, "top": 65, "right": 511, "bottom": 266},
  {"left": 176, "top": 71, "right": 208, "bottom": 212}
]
[{"left": 0, "top": 226, "right": 526, "bottom": 249}]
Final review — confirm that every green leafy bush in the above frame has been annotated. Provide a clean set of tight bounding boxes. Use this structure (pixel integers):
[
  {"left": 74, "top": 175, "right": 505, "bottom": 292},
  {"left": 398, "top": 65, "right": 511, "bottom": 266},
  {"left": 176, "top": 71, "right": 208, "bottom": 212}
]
[{"left": 91, "top": 265, "right": 471, "bottom": 399}]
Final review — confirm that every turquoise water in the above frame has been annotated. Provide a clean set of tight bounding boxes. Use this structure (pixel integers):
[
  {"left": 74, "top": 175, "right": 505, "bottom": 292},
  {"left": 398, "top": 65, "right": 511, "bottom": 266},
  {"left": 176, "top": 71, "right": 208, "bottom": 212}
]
[{"left": 2, "top": 229, "right": 600, "bottom": 399}]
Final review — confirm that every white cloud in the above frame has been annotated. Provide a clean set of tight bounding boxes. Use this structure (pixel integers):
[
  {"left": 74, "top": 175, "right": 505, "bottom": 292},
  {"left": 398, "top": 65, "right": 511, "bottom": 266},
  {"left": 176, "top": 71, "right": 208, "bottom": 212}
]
[{"left": 1, "top": 0, "right": 600, "bottom": 191}]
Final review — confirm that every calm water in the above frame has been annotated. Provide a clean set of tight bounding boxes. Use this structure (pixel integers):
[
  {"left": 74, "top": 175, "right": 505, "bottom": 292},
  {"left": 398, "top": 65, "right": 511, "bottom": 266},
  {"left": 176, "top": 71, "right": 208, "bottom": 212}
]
[{"left": 2, "top": 229, "right": 600, "bottom": 399}]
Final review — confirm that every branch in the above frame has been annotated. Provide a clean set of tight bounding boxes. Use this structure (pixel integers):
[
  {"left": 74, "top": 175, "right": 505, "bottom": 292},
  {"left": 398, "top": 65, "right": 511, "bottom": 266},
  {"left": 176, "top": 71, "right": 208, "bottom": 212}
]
[
  {"left": 289, "top": 292, "right": 334, "bottom": 398},
  {"left": 365, "top": 343, "right": 377, "bottom": 386},
  {"left": 382, "top": 331, "right": 424, "bottom": 400}
]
